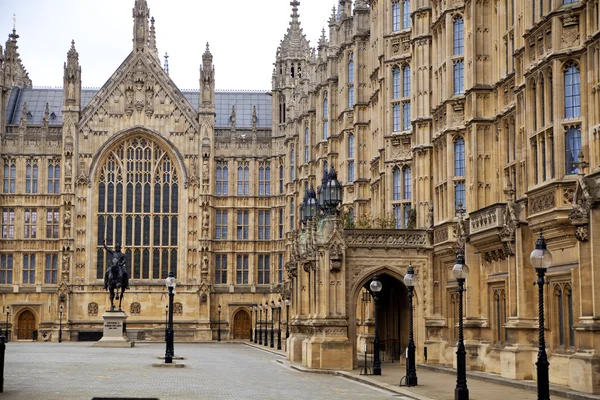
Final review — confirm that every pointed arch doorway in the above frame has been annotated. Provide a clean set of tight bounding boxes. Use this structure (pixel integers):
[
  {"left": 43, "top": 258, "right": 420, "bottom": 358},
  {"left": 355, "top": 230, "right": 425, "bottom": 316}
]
[
  {"left": 232, "top": 309, "right": 251, "bottom": 339},
  {"left": 17, "top": 310, "right": 36, "bottom": 340}
]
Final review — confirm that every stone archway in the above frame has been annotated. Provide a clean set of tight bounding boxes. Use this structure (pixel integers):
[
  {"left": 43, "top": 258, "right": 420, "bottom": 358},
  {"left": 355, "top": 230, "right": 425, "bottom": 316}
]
[
  {"left": 17, "top": 310, "right": 36, "bottom": 340},
  {"left": 232, "top": 309, "right": 251, "bottom": 339}
]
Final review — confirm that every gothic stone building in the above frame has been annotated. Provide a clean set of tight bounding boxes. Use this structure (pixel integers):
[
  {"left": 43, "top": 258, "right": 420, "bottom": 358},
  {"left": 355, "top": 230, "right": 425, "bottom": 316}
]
[{"left": 2, "top": 0, "right": 600, "bottom": 394}]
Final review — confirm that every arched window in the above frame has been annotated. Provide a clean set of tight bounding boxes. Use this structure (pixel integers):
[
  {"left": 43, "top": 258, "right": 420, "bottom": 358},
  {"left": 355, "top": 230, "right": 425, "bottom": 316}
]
[
  {"left": 237, "top": 166, "right": 250, "bottom": 196},
  {"left": 265, "top": 166, "right": 271, "bottom": 196},
  {"left": 403, "top": 167, "right": 411, "bottom": 200},
  {"left": 348, "top": 134, "right": 355, "bottom": 158},
  {"left": 393, "top": 168, "right": 401, "bottom": 200},
  {"left": 348, "top": 53, "right": 355, "bottom": 108},
  {"left": 47, "top": 161, "right": 60, "bottom": 194},
  {"left": 2, "top": 161, "right": 15, "bottom": 194},
  {"left": 393, "top": 104, "right": 400, "bottom": 131},
  {"left": 453, "top": 17, "right": 464, "bottom": 56},
  {"left": 454, "top": 138, "right": 465, "bottom": 176},
  {"left": 393, "top": 67, "right": 400, "bottom": 99},
  {"left": 25, "top": 162, "right": 38, "bottom": 194},
  {"left": 96, "top": 136, "right": 179, "bottom": 281},
  {"left": 402, "top": 0, "right": 411, "bottom": 29},
  {"left": 323, "top": 92, "right": 329, "bottom": 140},
  {"left": 564, "top": 63, "right": 581, "bottom": 119},
  {"left": 392, "top": 1, "right": 400, "bottom": 31},
  {"left": 565, "top": 126, "right": 581, "bottom": 175},
  {"left": 216, "top": 162, "right": 228, "bottom": 196},
  {"left": 259, "top": 166, "right": 270, "bottom": 196},
  {"left": 402, "top": 65, "right": 411, "bottom": 97}
]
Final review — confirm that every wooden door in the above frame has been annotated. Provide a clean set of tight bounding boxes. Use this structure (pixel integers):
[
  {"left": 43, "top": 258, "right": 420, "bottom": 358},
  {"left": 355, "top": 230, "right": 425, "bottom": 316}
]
[
  {"left": 232, "top": 310, "right": 251, "bottom": 339},
  {"left": 17, "top": 310, "right": 35, "bottom": 340}
]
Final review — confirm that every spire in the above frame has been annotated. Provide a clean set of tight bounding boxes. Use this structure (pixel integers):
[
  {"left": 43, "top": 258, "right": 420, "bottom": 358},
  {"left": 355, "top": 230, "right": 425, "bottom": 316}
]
[
  {"left": 163, "top": 52, "right": 169, "bottom": 75},
  {"left": 4, "top": 15, "right": 32, "bottom": 88},
  {"left": 149, "top": 16, "right": 158, "bottom": 57},
  {"left": 202, "top": 42, "right": 213, "bottom": 66},
  {"left": 67, "top": 40, "right": 79, "bottom": 64},
  {"left": 290, "top": 0, "right": 300, "bottom": 30},
  {"left": 133, "top": 0, "right": 150, "bottom": 52},
  {"left": 200, "top": 43, "right": 215, "bottom": 107},
  {"left": 64, "top": 40, "right": 81, "bottom": 105}
]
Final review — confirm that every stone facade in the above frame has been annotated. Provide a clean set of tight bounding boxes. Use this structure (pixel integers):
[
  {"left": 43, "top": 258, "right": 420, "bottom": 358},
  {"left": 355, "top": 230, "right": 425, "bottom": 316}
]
[{"left": 1, "top": 0, "right": 600, "bottom": 395}]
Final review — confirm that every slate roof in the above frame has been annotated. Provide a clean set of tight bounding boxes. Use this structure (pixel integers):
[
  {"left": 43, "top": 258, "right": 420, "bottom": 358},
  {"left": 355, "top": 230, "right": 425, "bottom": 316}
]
[{"left": 6, "top": 88, "right": 273, "bottom": 129}]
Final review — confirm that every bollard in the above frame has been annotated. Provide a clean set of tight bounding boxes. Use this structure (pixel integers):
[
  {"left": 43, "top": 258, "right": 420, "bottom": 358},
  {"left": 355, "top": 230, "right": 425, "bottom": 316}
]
[{"left": 0, "top": 334, "right": 5, "bottom": 393}]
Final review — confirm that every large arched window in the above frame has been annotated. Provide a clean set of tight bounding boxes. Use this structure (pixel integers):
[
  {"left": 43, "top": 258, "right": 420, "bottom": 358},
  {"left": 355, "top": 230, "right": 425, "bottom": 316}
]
[
  {"left": 564, "top": 63, "right": 581, "bottom": 119},
  {"left": 96, "top": 136, "right": 179, "bottom": 281},
  {"left": 393, "top": 67, "right": 401, "bottom": 99},
  {"left": 323, "top": 92, "right": 329, "bottom": 140},
  {"left": 454, "top": 17, "right": 464, "bottom": 56}
]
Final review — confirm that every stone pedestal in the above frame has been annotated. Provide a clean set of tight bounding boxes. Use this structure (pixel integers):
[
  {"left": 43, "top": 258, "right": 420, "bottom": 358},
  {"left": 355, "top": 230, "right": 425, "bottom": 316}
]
[{"left": 92, "top": 311, "right": 135, "bottom": 348}]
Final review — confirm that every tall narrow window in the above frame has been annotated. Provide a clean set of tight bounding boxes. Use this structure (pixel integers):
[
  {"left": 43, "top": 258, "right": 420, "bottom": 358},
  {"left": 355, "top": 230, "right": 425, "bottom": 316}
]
[
  {"left": 402, "top": 0, "right": 411, "bottom": 29},
  {"left": 565, "top": 126, "right": 582, "bottom": 174},
  {"left": 48, "top": 160, "right": 60, "bottom": 194},
  {"left": 454, "top": 61, "right": 465, "bottom": 94},
  {"left": 533, "top": 139, "right": 539, "bottom": 183},
  {"left": 3, "top": 161, "right": 16, "bottom": 194},
  {"left": 455, "top": 182, "right": 466, "bottom": 211},
  {"left": 403, "top": 203, "right": 412, "bottom": 228},
  {"left": 533, "top": 83, "right": 538, "bottom": 130},
  {"left": 348, "top": 161, "right": 355, "bottom": 182},
  {"left": 24, "top": 209, "right": 37, "bottom": 239},
  {"left": 216, "top": 162, "right": 228, "bottom": 196},
  {"left": 1, "top": 209, "right": 15, "bottom": 239},
  {"left": 26, "top": 161, "right": 38, "bottom": 194},
  {"left": 403, "top": 103, "right": 411, "bottom": 130},
  {"left": 279, "top": 254, "right": 284, "bottom": 283},
  {"left": 290, "top": 198, "right": 295, "bottom": 230},
  {"left": 403, "top": 65, "right": 411, "bottom": 97},
  {"left": 279, "top": 208, "right": 284, "bottom": 239},
  {"left": 348, "top": 134, "right": 355, "bottom": 158},
  {"left": 393, "top": 205, "right": 402, "bottom": 229},
  {"left": 46, "top": 208, "right": 60, "bottom": 239},
  {"left": 215, "top": 210, "right": 228, "bottom": 240},
  {"left": 403, "top": 167, "right": 412, "bottom": 200},
  {"left": 237, "top": 165, "right": 250, "bottom": 196},
  {"left": 393, "top": 67, "right": 401, "bottom": 99},
  {"left": 550, "top": 134, "right": 555, "bottom": 178},
  {"left": 215, "top": 255, "right": 227, "bottom": 284},
  {"left": 290, "top": 150, "right": 295, "bottom": 181},
  {"left": 564, "top": 63, "right": 581, "bottom": 119},
  {"left": 259, "top": 165, "right": 271, "bottom": 196},
  {"left": 454, "top": 17, "right": 465, "bottom": 55},
  {"left": 323, "top": 92, "right": 329, "bottom": 140},
  {"left": 258, "top": 255, "right": 271, "bottom": 285},
  {"left": 454, "top": 138, "right": 465, "bottom": 176},
  {"left": 237, "top": 210, "right": 249, "bottom": 240},
  {"left": 279, "top": 165, "right": 284, "bottom": 194},
  {"left": 258, "top": 210, "right": 271, "bottom": 240},
  {"left": 393, "top": 104, "right": 401, "bottom": 131},
  {"left": 0, "top": 254, "right": 13, "bottom": 284},
  {"left": 348, "top": 53, "right": 355, "bottom": 108},
  {"left": 304, "top": 127, "right": 310, "bottom": 164},
  {"left": 392, "top": 1, "right": 400, "bottom": 31},
  {"left": 549, "top": 73, "right": 554, "bottom": 122},
  {"left": 23, "top": 254, "right": 35, "bottom": 284},
  {"left": 541, "top": 138, "right": 547, "bottom": 181},
  {"left": 393, "top": 168, "right": 401, "bottom": 200},
  {"left": 540, "top": 78, "right": 546, "bottom": 127},
  {"left": 236, "top": 255, "right": 249, "bottom": 284},
  {"left": 264, "top": 166, "right": 271, "bottom": 196},
  {"left": 45, "top": 254, "right": 58, "bottom": 284}
]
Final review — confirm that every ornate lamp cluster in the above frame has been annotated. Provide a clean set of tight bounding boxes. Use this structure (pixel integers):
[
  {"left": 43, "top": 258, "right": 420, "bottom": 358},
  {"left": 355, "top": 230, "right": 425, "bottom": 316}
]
[{"left": 301, "top": 166, "right": 343, "bottom": 225}]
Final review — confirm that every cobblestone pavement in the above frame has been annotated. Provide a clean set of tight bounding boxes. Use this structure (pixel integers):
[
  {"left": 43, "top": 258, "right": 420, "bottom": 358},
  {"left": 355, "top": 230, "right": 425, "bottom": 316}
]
[{"left": 1, "top": 342, "right": 404, "bottom": 400}]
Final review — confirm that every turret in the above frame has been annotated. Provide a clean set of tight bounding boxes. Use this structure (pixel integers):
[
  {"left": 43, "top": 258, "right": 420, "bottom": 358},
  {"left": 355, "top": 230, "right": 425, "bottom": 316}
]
[
  {"left": 3, "top": 17, "right": 32, "bottom": 88},
  {"left": 200, "top": 43, "right": 215, "bottom": 109},
  {"left": 133, "top": 0, "right": 150, "bottom": 53},
  {"left": 63, "top": 40, "right": 81, "bottom": 108}
]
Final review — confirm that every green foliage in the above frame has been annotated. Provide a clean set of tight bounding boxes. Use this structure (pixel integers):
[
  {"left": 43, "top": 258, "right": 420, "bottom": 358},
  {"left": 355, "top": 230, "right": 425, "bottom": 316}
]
[{"left": 374, "top": 213, "right": 397, "bottom": 229}]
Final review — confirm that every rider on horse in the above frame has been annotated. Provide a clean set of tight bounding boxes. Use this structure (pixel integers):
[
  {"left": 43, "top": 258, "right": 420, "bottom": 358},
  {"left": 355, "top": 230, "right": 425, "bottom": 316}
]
[{"left": 103, "top": 240, "right": 130, "bottom": 310}]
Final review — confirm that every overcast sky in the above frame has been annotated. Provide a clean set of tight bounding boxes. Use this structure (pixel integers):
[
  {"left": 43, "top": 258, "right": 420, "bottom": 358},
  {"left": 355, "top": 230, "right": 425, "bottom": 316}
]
[{"left": 0, "top": 0, "right": 336, "bottom": 91}]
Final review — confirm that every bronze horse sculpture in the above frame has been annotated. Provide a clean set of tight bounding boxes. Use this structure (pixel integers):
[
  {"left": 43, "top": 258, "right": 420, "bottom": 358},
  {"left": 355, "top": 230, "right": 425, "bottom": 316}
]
[{"left": 103, "top": 240, "right": 130, "bottom": 311}]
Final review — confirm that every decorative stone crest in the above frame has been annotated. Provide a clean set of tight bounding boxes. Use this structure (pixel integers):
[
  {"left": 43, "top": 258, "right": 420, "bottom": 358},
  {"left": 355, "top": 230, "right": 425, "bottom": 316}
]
[
  {"left": 174, "top": 302, "right": 183, "bottom": 316},
  {"left": 130, "top": 302, "right": 141, "bottom": 316},
  {"left": 88, "top": 302, "right": 98, "bottom": 316}
]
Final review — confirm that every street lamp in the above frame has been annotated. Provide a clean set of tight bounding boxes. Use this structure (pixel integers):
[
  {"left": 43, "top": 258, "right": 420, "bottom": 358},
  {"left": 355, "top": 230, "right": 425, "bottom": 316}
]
[
  {"left": 277, "top": 299, "right": 282, "bottom": 350},
  {"left": 218, "top": 304, "right": 222, "bottom": 342},
  {"left": 164, "top": 270, "right": 176, "bottom": 364},
  {"left": 285, "top": 298, "right": 290, "bottom": 341},
  {"left": 4, "top": 307, "right": 9, "bottom": 343},
  {"left": 323, "top": 167, "right": 343, "bottom": 215},
  {"left": 250, "top": 305, "right": 255, "bottom": 342},
  {"left": 58, "top": 304, "right": 64, "bottom": 343},
  {"left": 370, "top": 274, "right": 383, "bottom": 376},
  {"left": 305, "top": 186, "right": 318, "bottom": 221},
  {"left": 270, "top": 300, "right": 275, "bottom": 349},
  {"left": 404, "top": 264, "right": 418, "bottom": 386},
  {"left": 263, "top": 303, "right": 269, "bottom": 347},
  {"left": 318, "top": 166, "right": 329, "bottom": 212},
  {"left": 258, "top": 305, "right": 263, "bottom": 345},
  {"left": 530, "top": 232, "right": 552, "bottom": 400},
  {"left": 452, "top": 250, "right": 470, "bottom": 400}
]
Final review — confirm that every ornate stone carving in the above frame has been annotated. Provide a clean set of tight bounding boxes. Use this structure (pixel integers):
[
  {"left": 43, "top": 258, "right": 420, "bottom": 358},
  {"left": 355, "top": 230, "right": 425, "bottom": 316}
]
[
  {"left": 88, "top": 302, "right": 98, "bottom": 316},
  {"left": 329, "top": 242, "right": 343, "bottom": 272},
  {"left": 130, "top": 302, "right": 141, "bottom": 316},
  {"left": 434, "top": 227, "right": 448, "bottom": 244},
  {"left": 344, "top": 231, "right": 429, "bottom": 247},
  {"left": 174, "top": 302, "right": 183, "bottom": 316},
  {"left": 529, "top": 190, "right": 555, "bottom": 214}
]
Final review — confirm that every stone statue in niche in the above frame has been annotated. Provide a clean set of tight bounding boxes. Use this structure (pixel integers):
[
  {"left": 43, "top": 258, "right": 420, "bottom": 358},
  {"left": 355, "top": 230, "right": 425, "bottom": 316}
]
[
  {"left": 230, "top": 106, "right": 236, "bottom": 129},
  {"left": 202, "top": 158, "right": 209, "bottom": 182},
  {"left": 62, "top": 253, "right": 71, "bottom": 274},
  {"left": 426, "top": 202, "right": 434, "bottom": 228},
  {"left": 252, "top": 105, "right": 258, "bottom": 130},
  {"left": 67, "top": 81, "right": 75, "bottom": 100},
  {"left": 65, "top": 157, "right": 73, "bottom": 178},
  {"left": 202, "top": 207, "right": 210, "bottom": 239}
]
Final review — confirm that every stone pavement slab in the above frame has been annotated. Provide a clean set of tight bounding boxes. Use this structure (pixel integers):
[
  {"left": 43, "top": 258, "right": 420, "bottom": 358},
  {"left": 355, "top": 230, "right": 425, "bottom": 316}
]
[{"left": 1, "top": 342, "right": 399, "bottom": 400}]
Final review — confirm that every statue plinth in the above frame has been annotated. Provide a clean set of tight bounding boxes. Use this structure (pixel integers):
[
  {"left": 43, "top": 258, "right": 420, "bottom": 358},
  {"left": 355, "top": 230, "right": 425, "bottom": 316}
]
[{"left": 92, "top": 311, "right": 135, "bottom": 348}]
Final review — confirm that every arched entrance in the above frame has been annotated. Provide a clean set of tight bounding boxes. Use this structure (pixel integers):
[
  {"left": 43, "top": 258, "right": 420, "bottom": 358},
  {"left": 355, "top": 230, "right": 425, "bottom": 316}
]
[
  {"left": 355, "top": 274, "right": 409, "bottom": 362},
  {"left": 17, "top": 310, "right": 36, "bottom": 340},
  {"left": 232, "top": 309, "right": 251, "bottom": 339}
]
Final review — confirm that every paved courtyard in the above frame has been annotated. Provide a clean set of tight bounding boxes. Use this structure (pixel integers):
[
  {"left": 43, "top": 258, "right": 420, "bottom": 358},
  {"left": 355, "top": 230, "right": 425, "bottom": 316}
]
[{"left": 1, "top": 342, "right": 402, "bottom": 400}]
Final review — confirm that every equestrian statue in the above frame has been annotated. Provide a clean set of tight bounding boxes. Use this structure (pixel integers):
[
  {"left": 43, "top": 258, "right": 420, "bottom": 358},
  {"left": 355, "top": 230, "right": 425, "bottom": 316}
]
[{"left": 103, "top": 240, "right": 130, "bottom": 311}]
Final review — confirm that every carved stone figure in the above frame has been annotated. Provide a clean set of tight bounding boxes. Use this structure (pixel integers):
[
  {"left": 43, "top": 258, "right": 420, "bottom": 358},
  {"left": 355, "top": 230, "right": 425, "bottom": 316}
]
[
  {"left": 64, "top": 208, "right": 72, "bottom": 228},
  {"left": 426, "top": 202, "right": 434, "bottom": 228},
  {"left": 202, "top": 158, "right": 209, "bottom": 181},
  {"left": 230, "top": 106, "right": 236, "bottom": 128},
  {"left": 103, "top": 240, "right": 130, "bottom": 311},
  {"left": 252, "top": 105, "right": 258, "bottom": 130},
  {"left": 202, "top": 208, "right": 210, "bottom": 238},
  {"left": 62, "top": 253, "right": 70, "bottom": 274},
  {"left": 65, "top": 157, "right": 72, "bottom": 177}
]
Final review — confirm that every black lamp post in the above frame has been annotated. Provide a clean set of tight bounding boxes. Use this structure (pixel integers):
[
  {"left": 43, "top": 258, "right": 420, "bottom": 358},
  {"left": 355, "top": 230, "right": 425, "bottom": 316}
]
[
  {"left": 263, "top": 303, "right": 269, "bottom": 347},
  {"left": 270, "top": 300, "right": 275, "bottom": 348},
  {"left": 323, "top": 167, "right": 343, "bottom": 215},
  {"left": 258, "top": 306, "right": 263, "bottom": 345},
  {"left": 452, "top": 250, "right": 470, "bottom": 400},
  {"left": 250, "top": 305, "right": 254, "bottom": 342},
  {"left": 370, "top": 274, "right": 383, "bottom": 375},
  {"left": 58, "top": 304, "right": 64, "bottom": 343},
  {"left": 164, "top": 304, "right": 168, "bottom": 344},
  {"left": 164, "top": 270, "right": 176, "bottom": 364},
  {"left": 4, "top": 307, "right": 9, "bottom": 343},
  {"left": 404, "top": 264, "right": 418, "bottom": 386},
  {"left": 530, "top": 232, "right": 552, "bottom": 400},
  {"left": 277, "top": 299, "right": 282, "bottom": 350},
  {"left": 318, "top": 166, "right": 329, "bottom": 213},
  {"left": 285, "top": 298, "right": 290, "bottom": 341},
  {"left": 218, "top": 304, "right": 222, "bottom": 342}
]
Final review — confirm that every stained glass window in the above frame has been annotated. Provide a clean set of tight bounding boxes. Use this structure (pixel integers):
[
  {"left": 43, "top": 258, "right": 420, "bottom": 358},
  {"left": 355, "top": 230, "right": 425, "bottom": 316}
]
[{"left": 96, "top": 137, "right": 179, "bottom": 280}]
